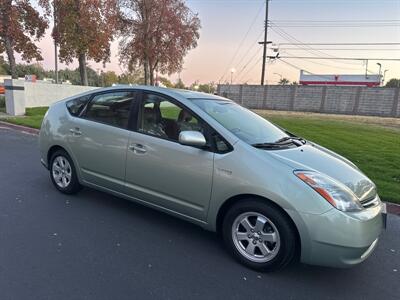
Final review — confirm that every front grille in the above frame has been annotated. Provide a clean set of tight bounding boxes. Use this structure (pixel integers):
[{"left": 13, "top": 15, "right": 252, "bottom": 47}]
[{"left": 360, "top": 195, "right": 380, "bottom": 208}]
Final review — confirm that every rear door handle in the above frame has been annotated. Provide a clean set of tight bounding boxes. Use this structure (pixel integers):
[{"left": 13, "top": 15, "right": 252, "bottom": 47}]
[
  {"left": 129, "top": 143, "right": 147, "bottom": 154},
  {"left": 69, "top": 128, "right": 82, "bottom": 136}
]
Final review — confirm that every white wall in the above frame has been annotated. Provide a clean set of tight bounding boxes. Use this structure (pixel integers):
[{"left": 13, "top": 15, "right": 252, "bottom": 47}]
[
  {"left": 24, "top": 82, "right": 98, "bottom": 108},
  {"left": 0, "top": 75, "right": 12, "bottom": 83}
]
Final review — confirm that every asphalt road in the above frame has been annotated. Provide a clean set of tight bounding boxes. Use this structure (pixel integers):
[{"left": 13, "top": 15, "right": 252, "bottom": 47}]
[{"left": 0, "top": 126, "right": 399, "bottom": 300}]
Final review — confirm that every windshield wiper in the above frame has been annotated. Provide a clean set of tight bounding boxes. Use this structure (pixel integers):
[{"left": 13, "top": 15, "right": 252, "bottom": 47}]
[
  {"left": 274, "top": 136, "right": 306, "bottom": 146},
  {"left": 252, "top": 136, "right": 306, "bottom": 149},
  {"left": 252, "top": 142, "right": 287, "bottom": 149}
]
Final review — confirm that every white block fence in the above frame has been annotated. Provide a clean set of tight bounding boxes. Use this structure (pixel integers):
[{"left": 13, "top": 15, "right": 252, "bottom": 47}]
[{"left": 4, "top": 79, "right": 98, "bottom": 116}]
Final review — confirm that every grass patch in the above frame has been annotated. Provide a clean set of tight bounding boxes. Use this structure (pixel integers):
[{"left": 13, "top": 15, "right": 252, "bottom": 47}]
[
  {"left": 2, "top": 106, "right": 399, "bottom": 203},
  {"left": 3, "top": 107, "right": 48, "bottom": 129}
]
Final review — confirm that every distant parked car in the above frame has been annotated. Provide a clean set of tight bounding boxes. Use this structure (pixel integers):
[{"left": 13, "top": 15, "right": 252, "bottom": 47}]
[{"left": 39, "top": 86, "right": 386, "bottom": 271}]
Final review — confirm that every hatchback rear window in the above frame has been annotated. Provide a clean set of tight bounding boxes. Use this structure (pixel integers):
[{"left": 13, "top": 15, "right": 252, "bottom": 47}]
[{"left": 66, "top": 95, "right": 91, "bottom": 116}]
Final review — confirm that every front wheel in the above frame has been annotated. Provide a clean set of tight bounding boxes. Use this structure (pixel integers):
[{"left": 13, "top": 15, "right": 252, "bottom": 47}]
[
  {"left": 222, "top": 199, "right": 297, "bottom": 272},
  {"left": 50, "top": 150, "right": 81, "bottom": 194}
]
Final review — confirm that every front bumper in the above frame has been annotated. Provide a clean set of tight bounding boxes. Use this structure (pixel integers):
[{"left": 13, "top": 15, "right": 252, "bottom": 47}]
[{"left": 288, "top": 201, "right": 385, "bottom": 268}]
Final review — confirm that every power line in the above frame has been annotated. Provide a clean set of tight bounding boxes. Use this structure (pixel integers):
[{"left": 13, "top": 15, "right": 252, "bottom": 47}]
[
  {"left": 278, "top": 59, "right": 351, "bottom": 82},
  {"left": 269, "top": 56, "right": 400, "bottom": 61},
  {"left": 270, "top": 24, "right": 400, "bottom": 28},
  {"left": 232, "top": 31, "right": 264, "bottom": 76},
  {"left": 281, "top": 51, "right": 363, "bottom": 71},
  {"left": 217, "top": 2, "right": 264, "bottom": 83},
  {"left": 279, "top": 48, "right": 400, "bottom": 51},
  {"left": 270, "top": 24, "right": 361, "bottom": 66},
  {"left": 270, "top": 20, "right": 400, "bottom": 27},
  {"left": 271, "top": 19, "right": 400, "bottom": 22},
  {"left": 278, "top": 43, "right": 400, "bottom": 46},
  {"left": 279, "top": 59, "right": 309, "bottom": 72},
  {"left": 237, "top": 56, "right": 263, "bottom": 83},
  {"left": 234, "top": 47, "right": 263, "bottom": 81},
  {"left": 235, "top": 48, "right": 261, "bottom": 78}
]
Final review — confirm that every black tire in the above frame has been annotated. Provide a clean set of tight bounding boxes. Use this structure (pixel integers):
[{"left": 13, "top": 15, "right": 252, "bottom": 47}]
[
  {"left": 222, "top": 199, "right": 297, "bottom": 272},
  {"left": 49, "top": 149, "right": 82, "bottom": 194}
]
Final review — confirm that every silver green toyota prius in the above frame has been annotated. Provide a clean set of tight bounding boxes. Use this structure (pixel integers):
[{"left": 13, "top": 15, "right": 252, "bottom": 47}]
[{"left": 39, "top": 86, "right": 386, "bottom": 271}]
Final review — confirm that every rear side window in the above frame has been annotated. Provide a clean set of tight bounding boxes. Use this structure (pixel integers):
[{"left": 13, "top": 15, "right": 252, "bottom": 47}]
[
  {"left": 66, "top": 95, "right": 91, "bottom": 116},
  {"left": 84, "top": 91, "right": 136, "bottom": 129}
]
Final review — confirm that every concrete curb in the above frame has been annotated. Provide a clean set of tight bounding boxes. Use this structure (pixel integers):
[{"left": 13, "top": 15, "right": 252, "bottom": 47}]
[
  {"left": 0, "top": 120, "right": 399, "bottom": 216},
  {"left": 0, "top": 121, "right": 39, "bottom": 135}
]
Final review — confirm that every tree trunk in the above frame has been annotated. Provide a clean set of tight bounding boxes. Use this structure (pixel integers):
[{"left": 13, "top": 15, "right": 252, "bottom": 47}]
[
  {"left": 4, "top": 37, "right": 17, "bottom": 79},
  {"left": 144, "top": 58, "right": 149, "bottom": 85},
  {"left": 149, "top": 67, "right": 154, "bottom": 86},
  {"left": 78, "top": 53, "right": 88, "bottom": 86},
  {"left": 150, "top": 61, "right": 159, "bottom": 86}
]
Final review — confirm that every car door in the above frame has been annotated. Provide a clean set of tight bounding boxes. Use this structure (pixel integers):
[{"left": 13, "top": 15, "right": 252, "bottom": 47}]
[
  {"left": 67, "top": 90, "right": 137, "bottom": 192},
  {"left": 125, "top": 92, "right": 214, "bottom": 221}
]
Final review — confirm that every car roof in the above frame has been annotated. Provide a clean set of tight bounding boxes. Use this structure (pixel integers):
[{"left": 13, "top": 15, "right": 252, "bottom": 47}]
[{"left": 100, "top": 85, "right": 231, "bottom": 101}]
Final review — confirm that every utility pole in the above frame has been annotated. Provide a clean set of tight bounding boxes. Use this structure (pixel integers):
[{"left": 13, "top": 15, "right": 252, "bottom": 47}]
[{"left": 260, "top": 0, "right": 270, "bottom": 86}]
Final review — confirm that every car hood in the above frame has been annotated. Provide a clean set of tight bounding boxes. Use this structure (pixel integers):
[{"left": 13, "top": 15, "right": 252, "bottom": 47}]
[{"left": 268, "top": 143, "right": 376, "bottom": 201}]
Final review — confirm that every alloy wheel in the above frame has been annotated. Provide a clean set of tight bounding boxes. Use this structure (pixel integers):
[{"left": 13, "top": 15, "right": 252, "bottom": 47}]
[
  {"left": 52, "top": 156, "right": 72, "bottom": 189},
  {"left": 231, "top": 212, "right": 281, "bottom": 263}
]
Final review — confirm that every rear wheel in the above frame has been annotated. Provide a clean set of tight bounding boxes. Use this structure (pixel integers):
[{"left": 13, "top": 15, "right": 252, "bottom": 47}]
[
  {"left": 222, "top": 199, "right": 297, "bottom": 272},
  {"left": 50, "top": 150, "right": 81, "bottom": 194}
]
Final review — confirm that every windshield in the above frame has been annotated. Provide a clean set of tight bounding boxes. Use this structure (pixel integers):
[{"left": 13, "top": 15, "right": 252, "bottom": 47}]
[{"left": 192, "top": 99, "right": 288, "bottom": 145}]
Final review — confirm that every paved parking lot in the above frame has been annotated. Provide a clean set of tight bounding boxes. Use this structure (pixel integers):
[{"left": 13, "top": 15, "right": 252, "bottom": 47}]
[{"left": 0, "top": 126, "right": 399, "bottom": 300}]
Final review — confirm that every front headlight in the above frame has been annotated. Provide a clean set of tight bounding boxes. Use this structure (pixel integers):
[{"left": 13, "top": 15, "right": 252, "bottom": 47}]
[{"left": 294, "top": 170, "right": 363, "bottom": 212}]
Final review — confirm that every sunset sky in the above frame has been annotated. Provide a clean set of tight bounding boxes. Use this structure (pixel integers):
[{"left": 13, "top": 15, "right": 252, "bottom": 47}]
[{"left": 21, "top": 0, "right": 400, "bottom": 85}]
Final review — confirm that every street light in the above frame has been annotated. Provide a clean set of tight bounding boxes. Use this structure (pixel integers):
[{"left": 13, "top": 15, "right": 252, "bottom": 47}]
[
  {"left": 376, "top": 63, "right": 382, "bottom": 86},
  {"left": 230, "top": 68, "right": 236, "bottom": 85},
  {"left": 383, "top": 69, "right": 389, "bottom": 85}
]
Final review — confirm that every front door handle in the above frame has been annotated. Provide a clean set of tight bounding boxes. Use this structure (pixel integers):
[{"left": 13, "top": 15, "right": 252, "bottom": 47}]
[
  {"left": 129, "top": 143, "right": 147, "bottom": 154},
  {"left": 69, "top": 127, "right": 82, "bottom": 136}
]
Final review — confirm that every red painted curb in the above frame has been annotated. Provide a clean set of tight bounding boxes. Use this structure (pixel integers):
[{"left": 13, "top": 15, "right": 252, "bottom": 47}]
[
  {"left": 0, "top": 121, "right": 39, "bottom": 135},
  {"left": 387, "top": 203, "right": 400, "bottom": 216}
]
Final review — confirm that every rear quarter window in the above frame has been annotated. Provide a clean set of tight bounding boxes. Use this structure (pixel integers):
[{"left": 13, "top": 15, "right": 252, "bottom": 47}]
[{"left": 66, "top": 95, "right": 91, "bottom": 116}]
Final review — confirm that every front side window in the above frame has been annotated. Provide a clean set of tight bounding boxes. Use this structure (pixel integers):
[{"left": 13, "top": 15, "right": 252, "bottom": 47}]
[
  {"left": 192, "top": 99, "right": 288, "bottom": 145},
  {"left": 84, "top": 91, "right": 135, "bottom": 129},
  {"left": 138, "top": 93, "right": 204, "bottom": 142}
]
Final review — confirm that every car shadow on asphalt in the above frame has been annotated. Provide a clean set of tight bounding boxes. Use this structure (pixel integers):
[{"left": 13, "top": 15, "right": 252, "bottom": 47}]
[{"left": 72, "top": 186, "right": 381, "bottom": 280}]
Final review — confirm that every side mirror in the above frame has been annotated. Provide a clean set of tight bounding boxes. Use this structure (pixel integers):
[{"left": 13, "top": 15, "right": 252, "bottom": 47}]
[{"left": 179, "top": 131, "right": 207, "bottom": 148}]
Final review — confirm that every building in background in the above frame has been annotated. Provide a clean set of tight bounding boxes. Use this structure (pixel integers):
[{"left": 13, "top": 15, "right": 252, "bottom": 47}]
[{"left": 299, "top": 70, "right": 381, "bottom": 87}]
